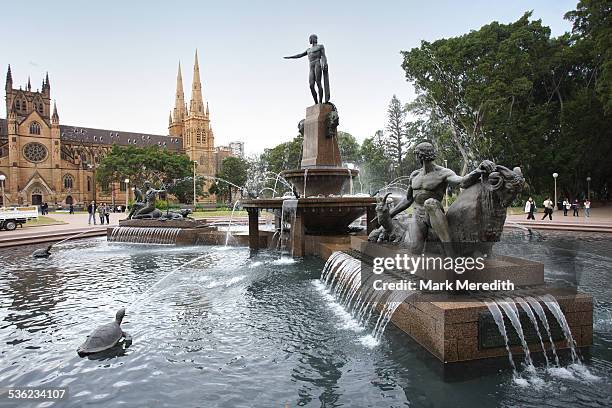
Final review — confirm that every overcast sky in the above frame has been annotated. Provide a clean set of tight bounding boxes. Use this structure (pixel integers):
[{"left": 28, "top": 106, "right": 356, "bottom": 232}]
[{"left": 1, "top": 0, "right": 576, "bottom": 155}]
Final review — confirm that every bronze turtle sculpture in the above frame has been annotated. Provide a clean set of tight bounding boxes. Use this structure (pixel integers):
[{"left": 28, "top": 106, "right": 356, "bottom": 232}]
[
  {"left": 32, "top": 245, "right": 52, "bottom": 258},
  {"left": 77, "top": 308, "right": 131, "bottom": 357}
]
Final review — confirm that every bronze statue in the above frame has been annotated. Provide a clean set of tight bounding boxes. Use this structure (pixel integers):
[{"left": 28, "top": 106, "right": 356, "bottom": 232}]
[
  {"left": 132, "top": 181, "right": 164, "bottom": 219},
  {"left": 285, "top": 34, "right": 330, "bottom": 104},
  {"left": 368, "top": 141, "right": 524, "bottom": 256},
  {"left": 127, "top": 186, "right": 145, "bottom": 219}
]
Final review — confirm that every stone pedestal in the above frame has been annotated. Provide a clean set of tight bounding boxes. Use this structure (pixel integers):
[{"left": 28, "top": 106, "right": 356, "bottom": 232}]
[{"left": 301, "top": 104, "right": 341, "bottom": 168}]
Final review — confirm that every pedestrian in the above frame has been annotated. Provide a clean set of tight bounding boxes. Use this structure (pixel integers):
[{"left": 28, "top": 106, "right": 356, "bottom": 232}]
[
  {"left": 69, "top": 203, "right": 74, "bottom": 214},
  {"left": 562, "top": 198, "right": 570, "bottom": 216},
  {"left": 88, "top": 201, "right": 97, "bottom": 225},
  {"left": 524, "top": 197, "right": 536, "bottom": 220},
  {"left": 542, "top": 197, "right": 553, "bottom": 220},
  {"left": 572, "top": 199, "right": 580, "bottom": 217},
  {"left": 584, "top": 199, "right": 591, "bottom": 217},
  {"left": 98, "top": 202, "right": 106, "bottom": 225},
  {"left": 104, "top": 203, "right": 111, "bottom": 224}
]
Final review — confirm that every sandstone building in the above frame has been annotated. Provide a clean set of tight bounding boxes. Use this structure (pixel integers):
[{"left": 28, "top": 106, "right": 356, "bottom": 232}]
[{"left": 0, "top": 51, "right": 237, "bottom": 207}]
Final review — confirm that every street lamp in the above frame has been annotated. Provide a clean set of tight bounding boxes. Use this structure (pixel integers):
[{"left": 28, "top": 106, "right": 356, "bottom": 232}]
[
  {"left": 87, "top": 162, "right": 97, "bottom": 205},
  {"left": 124, "top": 178, "right": 130, "bottom": 213},
  {"left": 193, "top": 160, "right": 198, "bottom": 212},
  {"left": 586, "top": 176, "right": 591, "bottom": 200},
  {"left": 0, "top": 174, "right": 6, "bottom": 208},
  {"left": 553, "top": 173, "right": 559, "bottom": 210}
]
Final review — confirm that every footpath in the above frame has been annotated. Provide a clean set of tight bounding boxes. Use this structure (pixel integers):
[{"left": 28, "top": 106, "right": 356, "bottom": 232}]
[{"left": 505, "top": 205, "right": 612, "bottom": 233}]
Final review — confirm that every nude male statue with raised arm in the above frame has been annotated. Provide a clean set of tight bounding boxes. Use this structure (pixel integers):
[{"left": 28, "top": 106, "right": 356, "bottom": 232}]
[
  {"left": 390, "top": 141, "right": 495, "bottom": 253},
  {"left": 284, "top": 34, "right": 330, "bottom": 104}
]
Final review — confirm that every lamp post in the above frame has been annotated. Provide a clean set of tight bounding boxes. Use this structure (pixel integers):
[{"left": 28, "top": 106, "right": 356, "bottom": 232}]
[
  {"left": 0, "top": 174, "right": 5, "bottom": 208},
  {"left": 193, "top": 160, "right": 198, "bottom": 212},
  {"left": 87, "top": 162, "right": 97, "bottom": 205},
  {"left": 124, "top": 178, "right": 130, "bottom": 213},
  {"left": 586, "top": 176, "right": 591, "bottom": 200},
  {"left": 553, "top": 173, "right": 559, "bottom": 210}
]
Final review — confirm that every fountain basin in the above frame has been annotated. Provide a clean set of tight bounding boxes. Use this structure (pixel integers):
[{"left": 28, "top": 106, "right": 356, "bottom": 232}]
[
  {"left": 242, "top": 196, "right": 375, "bottom": 235},
  {"left": 281, "top": 168, "right": 358, "bottom": 197}
]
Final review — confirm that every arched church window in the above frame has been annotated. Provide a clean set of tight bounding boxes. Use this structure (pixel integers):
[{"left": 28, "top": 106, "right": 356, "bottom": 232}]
[
  {"left": 29, "top": 122, "right": 41, "bottom": 135},
  {"left": 63, "top": 174, "right": 74, "bottom": 189},
  {"left": 87, "top": 177, "right": 92, "bottom": 192}
]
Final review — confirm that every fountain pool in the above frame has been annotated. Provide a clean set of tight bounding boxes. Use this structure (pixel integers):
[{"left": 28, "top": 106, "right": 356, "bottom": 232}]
[{"left": 0, "top": 232, "right": 611, "bottom": 407}]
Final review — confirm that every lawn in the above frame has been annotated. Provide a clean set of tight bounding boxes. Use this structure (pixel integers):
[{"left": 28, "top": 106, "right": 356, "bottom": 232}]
[{"left": 23, "top": 215, "right": 67, "bottom": 228}]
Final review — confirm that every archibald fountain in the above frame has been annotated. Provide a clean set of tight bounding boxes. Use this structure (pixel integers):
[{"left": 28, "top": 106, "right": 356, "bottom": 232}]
[{"left": 243, "top": 34, "right": 594, "bottom": 370}]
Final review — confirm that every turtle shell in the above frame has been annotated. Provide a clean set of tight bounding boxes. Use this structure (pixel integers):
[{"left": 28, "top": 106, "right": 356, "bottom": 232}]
[{"left": 77, "top": 321, "right": 123, "bottom": 355}]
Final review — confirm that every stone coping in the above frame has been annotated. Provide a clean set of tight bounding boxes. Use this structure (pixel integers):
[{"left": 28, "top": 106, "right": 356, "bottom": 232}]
[
  {"left": 117, "top": 219, "right": 209, "bottom": 228},
  {"left": 241, "top": 197, "right": 376, "bottom": 209}
]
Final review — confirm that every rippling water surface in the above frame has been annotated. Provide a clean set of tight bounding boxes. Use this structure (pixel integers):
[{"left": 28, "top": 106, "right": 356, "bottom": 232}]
[{"left": 0, "top": 233, "right": 611, "bottom": 407}]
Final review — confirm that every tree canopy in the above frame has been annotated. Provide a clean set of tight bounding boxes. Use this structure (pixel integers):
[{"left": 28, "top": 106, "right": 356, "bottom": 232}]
[{"left": 401, "top": 5, "right": 611, "bottom": 198}]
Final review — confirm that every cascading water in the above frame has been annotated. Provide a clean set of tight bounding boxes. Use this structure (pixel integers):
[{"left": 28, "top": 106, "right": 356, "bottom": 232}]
[
  {"left": 278, "top": 199, "right": 298, "bottom": 255},
  {"left": 526, "top": 295, "right": 560, "bottom": 366},
  {"left": 303, "top": 169, "right": 308, "bottom": 198},
  {"left": 319, "top": 251, "right": 413, "bottom": 343},
  {"left": 498, "top": 298, "right": 533, "bottom": 368},
  {"left": 484, "top": 299, "right": 517, "bottom": 371},
  {"left": 109, "top": 227, "right": 181, "bottom": 245},
  {"left": 540, "top": 294, "right": 579, "bottom": 363},
  {"left": 515, "top": 296, "right": 549, "bottom": 366},
  {"left": 224, "top": 200, "right": 241, "bottom": 246},
  {"left": 346, "top": 168, "right": 353, "bottom": 195}
]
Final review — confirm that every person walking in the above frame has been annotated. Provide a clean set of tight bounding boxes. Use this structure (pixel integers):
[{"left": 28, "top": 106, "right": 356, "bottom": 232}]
[
  {"left": 87, "top": 201, "right": 97, "bottom": 225},
  {"left": 563, "top": 198, "right": 570, "bottom": 216},
  {"left": 524, "top": 197, "right": 536, "bottom": 220},
  {"left": 584, "top": 199, "right": 591, "bottom": 217},
  {"left": 69, "top": 203, "right": 74, "bottom": 214},
  {"left": 572, "top": 199, "right": 580, "bottom": 217},
  {"left": 98, "top": 203, "right": 106, "bottom": 225},
  {"left": 542, "top": 197, "right": 553, "bottom": 220},
  {"left": 104, "top": 203, "right": 111, "bottom": 224}
]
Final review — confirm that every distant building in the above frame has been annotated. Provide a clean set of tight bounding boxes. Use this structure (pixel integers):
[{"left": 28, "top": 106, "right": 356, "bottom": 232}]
[
  {"left": 0, "top": 51, "right": 235, "bottom": 207},
  {"left": 214, "top": 146, "right": 233, "bottom": 173},
  {"left": 229, "top": 141, "right": 245, "bottom": 158}
]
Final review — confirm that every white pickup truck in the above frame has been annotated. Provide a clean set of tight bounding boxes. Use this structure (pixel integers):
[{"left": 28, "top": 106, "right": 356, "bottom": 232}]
[{"left": 0, "top": 206, "right": 39, "bottom": 231}]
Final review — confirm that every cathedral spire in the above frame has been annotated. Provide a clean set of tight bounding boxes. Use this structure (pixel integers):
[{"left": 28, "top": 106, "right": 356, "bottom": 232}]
[
  {"left": 189, "top": 49, "right": 204, "bottom": 115},
  {"left": 5, "top": 65, "right": 12, "bottom": 91},
  {"left": 52, "top": 100, "right": 59, "bottom": 123},
  {"left": 27, "top": 76, "right": 31, "bottom": 91},
  {"left": 173, "top": 61, "right": 186, "bottom": 122}
]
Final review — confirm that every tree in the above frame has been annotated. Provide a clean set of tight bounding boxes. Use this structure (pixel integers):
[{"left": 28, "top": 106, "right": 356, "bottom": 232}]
[
  {"left": 360, "top": 130, "right": 393, "bottom": 193},
  {"left": 260, "top": 135, "right": 303, "bottom": 175},
  {"left": 384, "top": 95, "right": 409, "bottom": 176},
  {"left": 565, "top": 0, "right": 612, "bottom": 113},
  {"left": 166, "top": 176, "right": 206, "bottom": 204},
  {"left": 337, "top": 131, "right": 361, "bottom": 163},
  {"left": 96, "top": 145, "right": 193, "bottom": 191},
  {"left": 214, "top": 156, "right": 249, "bottom": 203}
]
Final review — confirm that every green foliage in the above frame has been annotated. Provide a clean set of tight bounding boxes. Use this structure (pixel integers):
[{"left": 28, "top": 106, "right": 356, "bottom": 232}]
[
  {"left": 400, "top": 8, "right": 612, "bottom": 197},
  {"left": 212, "top": 156, "right": 249, "bottom": 203},
  {"left": 166, "top": 176, "right": 206, "bottom": 204},
  {"left": 359, "top": 130, "right": 393, "bottom": 193},
  {"left": 337, "top": 131, "right": 361, "bottom": 163},
  {"left": 260, "top": 135, "right": 303, "bottom": 175},
  {"left": 96, "top": 145, "right": 193, "bottom": 189}
]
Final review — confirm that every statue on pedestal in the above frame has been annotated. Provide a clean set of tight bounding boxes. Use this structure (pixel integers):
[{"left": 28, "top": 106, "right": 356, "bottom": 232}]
[{"left": 284, "top": 34, "right": 330, "bottom": 104}]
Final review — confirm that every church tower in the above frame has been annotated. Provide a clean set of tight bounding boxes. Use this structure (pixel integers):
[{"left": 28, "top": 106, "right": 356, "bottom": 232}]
[{"left": 169, "top": 50, "right": 216, "bottom": 178}]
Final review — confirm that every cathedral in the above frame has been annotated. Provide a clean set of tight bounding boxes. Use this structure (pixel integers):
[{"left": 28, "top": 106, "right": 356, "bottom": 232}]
[{"left": 0, "top": 51, "right": 234, "bottom": 208}]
